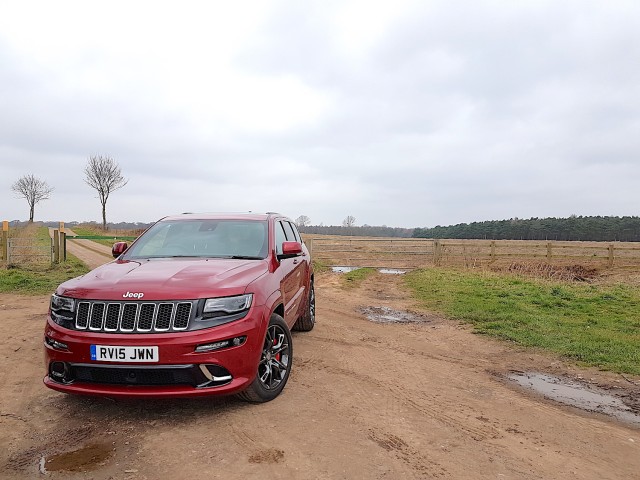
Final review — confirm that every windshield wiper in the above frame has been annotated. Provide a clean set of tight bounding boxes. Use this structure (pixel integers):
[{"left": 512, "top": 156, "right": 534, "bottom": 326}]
[{"left": 226, "top": 255, "right": 264, "bottom": 260}]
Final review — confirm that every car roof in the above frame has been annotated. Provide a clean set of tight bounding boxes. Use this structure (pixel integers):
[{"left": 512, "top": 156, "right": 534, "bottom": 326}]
[{"left": 160, "top": 212, "right": 285, "bottom": 222}]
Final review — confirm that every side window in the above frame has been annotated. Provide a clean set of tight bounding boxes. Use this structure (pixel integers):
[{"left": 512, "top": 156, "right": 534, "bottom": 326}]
[
  {"left": 287, "top": 222, "right": 301, "bottom": 243},
  {"left": 275, "top": 221, "right": 287, "bottom": 255},
  {"left": 282, "top": 221, "right": 296, "bottom": 242}
]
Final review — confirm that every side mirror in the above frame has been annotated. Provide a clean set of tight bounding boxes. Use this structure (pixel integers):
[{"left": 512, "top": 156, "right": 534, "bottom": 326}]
[
  {"left": 278, "top": 241, "right": 303, "bottom": 260},
  {"left": 112, "top": 241, "right": 128, "bottom": 258}
]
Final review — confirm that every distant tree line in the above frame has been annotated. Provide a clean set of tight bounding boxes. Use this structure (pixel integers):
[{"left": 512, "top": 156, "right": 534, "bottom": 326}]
[
  {"left": 37, "top": 221, "right": 153, "bottom": 231},
  {"left": 413, "top": 216, "right": 640, "bottom": 242}
]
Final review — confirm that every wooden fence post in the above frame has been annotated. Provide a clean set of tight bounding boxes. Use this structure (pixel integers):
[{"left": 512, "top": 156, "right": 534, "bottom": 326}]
[
  {"left": 608, "top": 244, "right": 615, "bottom": 267},
  {"left": 53, "top": 229, "right": 59, "bottom": 263},
  {"left": 547, "top": 242, "right": 552, "bottom": 261},
  {"left": 59, "top": 231, "right": 67, "bottom": 262},
  {"left": 434, "top": 239, "right": 441, "bottom": 266},
  {"left": 1, "top": 221, "right": 8, "bottom": 264}
]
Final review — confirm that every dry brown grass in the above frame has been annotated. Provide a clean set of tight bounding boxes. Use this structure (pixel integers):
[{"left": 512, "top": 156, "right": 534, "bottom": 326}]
[
  {"left": 305, "top": 234, "right": 640, "bottom": 275},
  {"left": 491, "top": 262, "right": 600, "bottom": 282}
]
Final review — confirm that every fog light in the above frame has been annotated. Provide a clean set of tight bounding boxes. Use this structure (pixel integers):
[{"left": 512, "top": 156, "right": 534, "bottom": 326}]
[
  {"left": 195, "top": 336, "right": 246, "bottom": 353},
  {"left": 50, "top": 362, "right": 66, "bottom": 379}
]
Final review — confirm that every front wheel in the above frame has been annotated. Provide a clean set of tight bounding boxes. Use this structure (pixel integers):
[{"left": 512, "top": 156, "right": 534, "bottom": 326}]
[
  {"left": 237, "top": 313, "right": 293, "bottom": 403},
  {"left": 293, "top": 282, "right": 315, "bottom": 332}
]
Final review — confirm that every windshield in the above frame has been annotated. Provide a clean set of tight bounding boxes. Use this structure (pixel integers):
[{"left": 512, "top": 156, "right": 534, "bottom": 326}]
[{"left": 124, "top": 219, "right": 268, "bottom": 259}]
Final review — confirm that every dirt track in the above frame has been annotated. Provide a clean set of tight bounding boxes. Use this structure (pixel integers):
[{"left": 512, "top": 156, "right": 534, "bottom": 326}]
[{"left": 1, "top": 241, "right": 639, "bottom": 479}]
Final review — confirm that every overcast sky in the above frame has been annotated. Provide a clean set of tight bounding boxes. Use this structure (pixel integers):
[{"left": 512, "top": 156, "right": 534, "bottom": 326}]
[{"left": 1, "top": 1, "right": 639, "bottom": 228}]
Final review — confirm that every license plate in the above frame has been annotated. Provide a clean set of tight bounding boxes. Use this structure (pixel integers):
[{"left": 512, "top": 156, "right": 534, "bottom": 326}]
[{"left": 91, "top": 345, "right": 159, "bottom": 362}]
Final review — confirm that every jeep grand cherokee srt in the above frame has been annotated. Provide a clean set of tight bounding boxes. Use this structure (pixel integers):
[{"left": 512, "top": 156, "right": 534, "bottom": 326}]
[{"left": 44, "top": 213, "right": 315, "bottom": 403}]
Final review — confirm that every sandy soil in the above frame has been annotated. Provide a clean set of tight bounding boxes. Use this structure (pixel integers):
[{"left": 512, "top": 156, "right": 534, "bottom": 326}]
[{"left": 1, "top": 244, "right": 639, "bottom": 479}]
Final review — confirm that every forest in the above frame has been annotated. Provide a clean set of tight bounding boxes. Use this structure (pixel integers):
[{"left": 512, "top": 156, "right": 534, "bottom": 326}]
[{"left": 412, "top": 216, "right": 640, "bottom": 242}]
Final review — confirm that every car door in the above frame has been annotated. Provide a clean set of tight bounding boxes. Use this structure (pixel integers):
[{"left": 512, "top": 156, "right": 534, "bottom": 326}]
[{"left": 276, "top": 220, "right": 306, "bottom": 327}]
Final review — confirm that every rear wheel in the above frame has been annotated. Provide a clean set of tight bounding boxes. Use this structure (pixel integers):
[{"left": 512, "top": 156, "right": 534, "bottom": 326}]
[
  {"left": 237, "top": 313, "right": 292, "bottom": 403},
  {"left": 293, "top": 282, "right": 315, "bottom": 332}
]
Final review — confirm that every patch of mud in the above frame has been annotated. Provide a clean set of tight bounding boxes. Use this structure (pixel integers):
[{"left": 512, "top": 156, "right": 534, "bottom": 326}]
[
  {"left": 5, "top": 425, "right": 95, "bottom": 473},
  {"left": 359, "top": 306, "right": 431, "bottom": 324},
  {"left": 43, "top": 443, "right": 114, "bottom": 473},
  {"left": 248, "top": 448, "right": 285, "bottom": 464},
  {"left": 508, "top": 372, "right": 640, "bottom": 426}
]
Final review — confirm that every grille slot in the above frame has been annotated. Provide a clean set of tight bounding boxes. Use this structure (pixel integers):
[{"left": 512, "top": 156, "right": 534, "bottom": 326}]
[
  {"left": 73, "top": 301, "right": 193, "bottom": 333},
  {"left": 89, "top": 303, "right": 105, "bottom": 330},
  {"left": 137, "top": 304, "right": 155, "bottom": 331},
  {"left": 174, "top": 303, "right": 191, "bottom": 330},
  {"left": 76, "top": 302, "right": 90, "bottom": 329},
  {"left": 155, "top": 303, "right": 174, "bottom": 331},
  {"left": 121, "top": 304, "right": 137, "bottom": 331},
  {"left": 104, "top": 304, "right": 121, "bottom": 331}
]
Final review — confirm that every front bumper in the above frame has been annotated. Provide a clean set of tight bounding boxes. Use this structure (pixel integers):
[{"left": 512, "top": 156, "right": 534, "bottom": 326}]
[{"left": 43, "top": 305, "right": 268, "bottom": 398}]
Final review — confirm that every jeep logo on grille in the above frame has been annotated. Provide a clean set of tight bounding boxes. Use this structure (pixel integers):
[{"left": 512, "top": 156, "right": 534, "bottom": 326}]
[{"left": 123, "top": 291, "right": 144, "bottom": 299}]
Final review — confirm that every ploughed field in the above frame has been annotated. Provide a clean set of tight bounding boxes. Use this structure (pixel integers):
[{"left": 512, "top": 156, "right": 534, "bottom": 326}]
[{"left": 1, "top": 257, "right": 639, "bottom": 479}]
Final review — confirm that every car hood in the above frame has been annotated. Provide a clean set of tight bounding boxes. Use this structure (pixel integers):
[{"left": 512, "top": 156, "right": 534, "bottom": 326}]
[{"left": 57, "top": 258, "right": 269, "bottom": 301}]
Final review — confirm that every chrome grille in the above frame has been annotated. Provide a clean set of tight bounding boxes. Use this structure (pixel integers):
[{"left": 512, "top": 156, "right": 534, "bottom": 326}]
[{"left": 75, "top": 301, "right": 193, "bottom": 333}]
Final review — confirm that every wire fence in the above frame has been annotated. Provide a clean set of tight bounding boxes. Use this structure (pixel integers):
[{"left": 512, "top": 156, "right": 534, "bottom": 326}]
[{"left": 307, "top": 237, "right": 640, "bottom": 269}]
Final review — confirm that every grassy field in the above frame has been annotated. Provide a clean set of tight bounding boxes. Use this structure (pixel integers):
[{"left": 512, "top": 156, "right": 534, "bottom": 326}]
[
  {"left": 69, "top": 225, "right": 138, "bottom": 247},
  {"left": 0, "top": 225, "right": 89, "bottom": 295},
  {"left": 0, "top": 256, "right": 89, "bottom": 295},
  {"left": 405, "top": 268, "right": 640, "bottom": 375}
]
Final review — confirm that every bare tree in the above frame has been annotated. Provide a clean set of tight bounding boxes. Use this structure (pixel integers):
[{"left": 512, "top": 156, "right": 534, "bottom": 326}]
[
  {"left": 84, "top": 155, "right": 128, "bottom": 230},
  {"left": 342, "top": 215, "right": 356, "bottom": 227},
  {"left": 11, "top": 174, "right": 54, "bottom": 222},
  {"left": 295, "top": 215, "right": 310, "bottom": 228}
]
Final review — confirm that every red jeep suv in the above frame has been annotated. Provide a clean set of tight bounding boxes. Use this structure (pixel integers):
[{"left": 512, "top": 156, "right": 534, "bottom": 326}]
[{"left": 44, "top": 213, "right": 315, "bottom": 402}]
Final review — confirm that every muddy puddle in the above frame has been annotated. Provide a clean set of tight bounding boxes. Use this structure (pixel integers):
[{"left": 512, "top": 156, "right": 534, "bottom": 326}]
[
  {"left": 359, "top": 306, "right": 430, "bottom": 324},
  {"left": 332, "top": 266, "right": 407, "bottom": 275},
  {"left": 332, "top": 266, "right": 361, "bottom": 273},
  {"left": 508, "top": 372, "right": 640, "bottom": 426},
  {"left": 40, "top": 443, "right": 113, "bottom": 473}
]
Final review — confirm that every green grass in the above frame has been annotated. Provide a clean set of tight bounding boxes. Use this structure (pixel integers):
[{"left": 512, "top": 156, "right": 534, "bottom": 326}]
[
  {"left": 312, "top": 259, "right": 331, "bottom": 274},
  {"left": 69, "top": 226, "right": 136, "bottom": 247},
  {"left": 405, "top": 268, "right": 640, "bottom": 375},
  {"left": 35, "top": 225, "right": 53, "bottom": 246},
  {"left": 342, "top": 267, "right": 377, "bottom": 288},
  {"left": 0, "top": 255, "right": 89, "bottom": 295}
]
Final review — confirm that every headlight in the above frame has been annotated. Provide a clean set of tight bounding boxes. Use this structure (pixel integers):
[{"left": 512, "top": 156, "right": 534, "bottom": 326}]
[
  {"left": 51, "top": 294, "right": 75, "bottom": 312},
  {"left": 203, "top": 294, "right": 252, "bottom": 315}
]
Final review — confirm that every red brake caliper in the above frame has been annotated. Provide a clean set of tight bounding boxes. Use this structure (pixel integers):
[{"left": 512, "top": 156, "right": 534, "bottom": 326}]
[{"left": 273, "top": 336, "right": 280, "bottom": 362}]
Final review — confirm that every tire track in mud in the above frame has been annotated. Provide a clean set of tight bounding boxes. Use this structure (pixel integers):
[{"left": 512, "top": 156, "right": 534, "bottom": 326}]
[
  {"left": 296, "top": 351, "right": 501, "bottom": 443},
  {"left": 367, "top": 428, "right": 448, "bottom": 479}
]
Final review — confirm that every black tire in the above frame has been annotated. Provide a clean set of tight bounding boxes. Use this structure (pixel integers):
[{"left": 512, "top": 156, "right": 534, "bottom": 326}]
[
  {"left": 293, "top": 282, "right": 315, "bottom": 332},
  {"left": 237, "top": 313, "right": 293, "bottom": 403}
]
